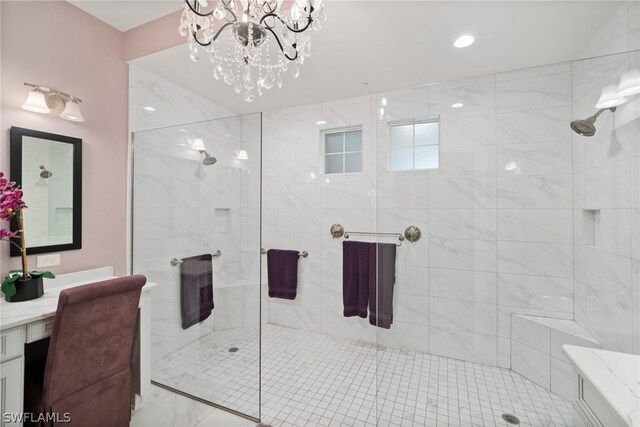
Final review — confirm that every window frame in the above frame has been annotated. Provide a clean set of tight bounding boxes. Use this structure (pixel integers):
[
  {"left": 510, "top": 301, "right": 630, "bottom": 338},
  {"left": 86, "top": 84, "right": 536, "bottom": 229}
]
[
  {"left": 321, "top": 125, "right": 364, "bottom": 175},
  {"left": 387, "top": 114, "right": 440, "bottom": 172}
]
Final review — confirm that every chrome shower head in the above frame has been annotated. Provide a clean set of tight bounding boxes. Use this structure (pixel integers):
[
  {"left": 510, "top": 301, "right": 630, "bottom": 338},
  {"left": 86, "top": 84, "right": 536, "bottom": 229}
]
[
  {"left": 570, "top": 106, "right": 617, "bottom": 137},
  {"left": 200, "top": 151, "right": 217, "bottom": 166},
  {"left": 39, "top": 165, "right": 52, "bottom": 178}
]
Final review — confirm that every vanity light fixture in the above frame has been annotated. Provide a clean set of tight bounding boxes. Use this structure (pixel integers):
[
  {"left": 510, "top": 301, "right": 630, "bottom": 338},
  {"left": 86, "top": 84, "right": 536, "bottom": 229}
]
[
  {"left": 316, "top": 120, "right": 327, "bottom": 125},
  {"left": 454, "top": 34, "right": 475, "bottom": 48},
  {"left": 143, "top": 106, "right": 156, "bottom": 112},
  {"left": 237, "top": 149, "right": 249, "bottom": 160},
  {"left": 451, "top": 102, "right": 464, "bottom": 108},
  {"left": 615, "top": 69, "right": 640, "bottom": 97},
  {"left": 21, "top": 83, "right": 84, "bottom": 122},
  {"left": 595, "top": 84, "right": 626, "bottom": 109}
]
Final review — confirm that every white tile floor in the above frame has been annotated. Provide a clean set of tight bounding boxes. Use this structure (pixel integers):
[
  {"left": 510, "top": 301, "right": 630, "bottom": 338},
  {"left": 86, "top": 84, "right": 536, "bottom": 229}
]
[{"left": 151, "top": 324, "right": 573, "bottom": 427}]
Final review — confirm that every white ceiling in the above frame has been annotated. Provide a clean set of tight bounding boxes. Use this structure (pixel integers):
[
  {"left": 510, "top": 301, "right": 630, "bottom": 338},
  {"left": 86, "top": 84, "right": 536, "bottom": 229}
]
[
  {"left": 73, "top": 1, "right": 624, "bottom": 114},
  {"left": 70, "top": 0, "right": 182, "bottom": 31}
]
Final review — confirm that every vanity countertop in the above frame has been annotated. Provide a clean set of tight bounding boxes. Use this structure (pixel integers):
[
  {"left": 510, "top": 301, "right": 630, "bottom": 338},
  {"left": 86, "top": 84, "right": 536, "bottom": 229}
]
[
  {"left": 562, "top": 345, "right": 640, "bottom": 427},
  {"left": 1, "top": 267, "right": 156, "bottom": 331}
]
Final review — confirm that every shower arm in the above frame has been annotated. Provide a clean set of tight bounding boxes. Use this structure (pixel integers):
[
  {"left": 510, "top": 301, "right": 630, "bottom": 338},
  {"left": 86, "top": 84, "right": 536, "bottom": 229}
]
[{"left": 592, "top": 106, "right": 617, "bottom": 120}]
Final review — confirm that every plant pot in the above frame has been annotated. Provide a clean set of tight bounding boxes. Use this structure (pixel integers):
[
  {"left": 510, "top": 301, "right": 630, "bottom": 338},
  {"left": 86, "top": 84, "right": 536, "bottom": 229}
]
[{"left": 5, "top": 276, "right": 44, "bottom": 302}]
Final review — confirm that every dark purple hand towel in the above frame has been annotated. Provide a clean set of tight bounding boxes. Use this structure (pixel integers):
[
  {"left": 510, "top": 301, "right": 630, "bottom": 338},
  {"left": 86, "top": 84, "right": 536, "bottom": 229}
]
[
  {"left": 342, "top": 241, "right": 372, "bottom": 318},
  {"left": 267, "top": 249, "right": 299, "bottom": 300},
  {"left": 368, "top": 243, "right": 397, "bottom": 329},
  {"left": 180, "top": 254, "right": 214, "bottom": 329}
]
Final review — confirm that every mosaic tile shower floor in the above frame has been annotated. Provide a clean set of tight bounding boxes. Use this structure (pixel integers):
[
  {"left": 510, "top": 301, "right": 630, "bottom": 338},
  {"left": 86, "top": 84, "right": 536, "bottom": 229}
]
[{"left": 153, "top": 324, "right": 572, "bottom": 426}]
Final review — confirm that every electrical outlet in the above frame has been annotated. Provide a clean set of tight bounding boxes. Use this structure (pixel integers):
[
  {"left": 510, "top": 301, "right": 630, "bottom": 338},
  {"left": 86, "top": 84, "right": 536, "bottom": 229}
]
[{"left": 36, "top": 254, "right": 60, "bottom": 268}]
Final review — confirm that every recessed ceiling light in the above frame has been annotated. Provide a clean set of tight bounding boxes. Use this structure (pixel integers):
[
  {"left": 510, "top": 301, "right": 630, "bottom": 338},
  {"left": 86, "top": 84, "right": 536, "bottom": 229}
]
[
  {"left": 454, "top": 35, "right": 475, "bottom": 48},
  {"left": 179, "top": 129, "right": 188, "bottom": 133},
  {"left": 143, "top": 106, "right": 156, "bottom": 112},
  {"left": 451, "top": 102, "right": 464, "bottom": 108},
  {"left": 316, "top": 120, "right": 327, "bottom": 125}
]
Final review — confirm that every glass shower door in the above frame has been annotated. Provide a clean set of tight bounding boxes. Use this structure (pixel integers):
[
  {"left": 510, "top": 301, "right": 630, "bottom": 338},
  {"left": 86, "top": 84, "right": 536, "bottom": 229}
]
[{"left": 131, "top": 113, "right": 262, "bottom": 420}]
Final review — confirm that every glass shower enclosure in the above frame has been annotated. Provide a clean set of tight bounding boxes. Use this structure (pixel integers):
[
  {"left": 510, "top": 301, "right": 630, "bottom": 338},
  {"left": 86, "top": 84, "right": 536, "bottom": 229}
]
[{"left": 131, "top": 113, "right": 262, "bottom": 420}]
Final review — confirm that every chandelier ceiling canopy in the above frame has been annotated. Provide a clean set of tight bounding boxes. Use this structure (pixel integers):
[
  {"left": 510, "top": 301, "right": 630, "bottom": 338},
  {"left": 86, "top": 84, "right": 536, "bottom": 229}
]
[{"left": 179, "top": 0, "right": 326, "bottom": 102}]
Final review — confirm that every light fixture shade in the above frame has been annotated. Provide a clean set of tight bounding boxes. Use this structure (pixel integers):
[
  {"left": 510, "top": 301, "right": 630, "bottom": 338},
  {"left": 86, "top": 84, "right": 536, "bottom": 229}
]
[
  {"left": 22, "top": 90, "right": 50, "bottom": 113},
  {"left": 595, "top": 84, "right": 627, "bottom": 109},
  {"left": 60, "top": 100, "right": 84, "bottom": 122},
  {"left": 237, "top": 149, "right": 249, "bottom": 160},
  {"left": 616, "top": 69, "right": 640, "bottom": 97},
  {"left": 192, "top": 138, "right": 206, "bottom": 151}
]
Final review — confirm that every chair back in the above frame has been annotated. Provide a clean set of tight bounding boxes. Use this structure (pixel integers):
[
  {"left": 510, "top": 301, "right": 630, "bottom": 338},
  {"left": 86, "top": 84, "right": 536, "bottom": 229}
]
[{"left": 42, "top": 275, "right": 146, "bottom": 426}]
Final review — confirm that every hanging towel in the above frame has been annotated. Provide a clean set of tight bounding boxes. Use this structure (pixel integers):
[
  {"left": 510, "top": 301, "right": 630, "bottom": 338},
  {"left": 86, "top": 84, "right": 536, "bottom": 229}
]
[
  {"left": 180, "top": 254, "right": 214, "bottom": 329},
  {"left": 342, "top": 241, "right": 372, "bottom": 318},
  {"left": 267, "top": 249, "right": 299, "bottom": 300},
  {"left": 368, "top": 243, "right": 397, "bottom": 329}
]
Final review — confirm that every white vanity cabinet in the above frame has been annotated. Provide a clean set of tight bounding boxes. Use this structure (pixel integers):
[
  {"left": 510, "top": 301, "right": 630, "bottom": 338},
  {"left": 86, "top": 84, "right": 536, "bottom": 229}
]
[
  {"left": 0, "top": 267, "right": 156, "bottom": 427},
  {"left": 0, "top": 327, "right": 25, "bottom": 427},
  {"left": 563, "top": 345, "right": 639, "bottom": 427}
]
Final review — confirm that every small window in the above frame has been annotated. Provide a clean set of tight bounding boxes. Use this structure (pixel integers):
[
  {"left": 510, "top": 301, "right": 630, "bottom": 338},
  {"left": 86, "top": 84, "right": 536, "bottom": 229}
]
[
  {"left": 388, "top": 116, "right": 439, "bottom": 171},
  {"left": 323, "top": 127, "right": 363, "bottom": 174}
]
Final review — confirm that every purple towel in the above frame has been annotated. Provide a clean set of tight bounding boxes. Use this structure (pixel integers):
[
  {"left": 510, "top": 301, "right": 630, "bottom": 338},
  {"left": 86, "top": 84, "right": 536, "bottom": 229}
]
[
  {"left": 368, "top": 243, "right": 397, "bottom": 329},
  {"left": 342, "top": 241, "right": 372, "bottom": 318},
  {"left": 267, "top": 249, "right": 299, "bottom": 300},
  {"left": 343, "top": 241, "right": 397, "bottom": 328},
  {"left": 180, "top": 254, "right": 214, "bottom": 329}
]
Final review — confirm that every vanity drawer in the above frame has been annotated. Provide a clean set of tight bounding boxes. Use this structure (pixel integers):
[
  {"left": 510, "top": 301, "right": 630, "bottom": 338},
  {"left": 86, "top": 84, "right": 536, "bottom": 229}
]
[
  {"left": 27, "top": 318, "right": 55, "bottom": 343},
  {"left": 0, "top": 327, "right": 24, "bottom": 363}
]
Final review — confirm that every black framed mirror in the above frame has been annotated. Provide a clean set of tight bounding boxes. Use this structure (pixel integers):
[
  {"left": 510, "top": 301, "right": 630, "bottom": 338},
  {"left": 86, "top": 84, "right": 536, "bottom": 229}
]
[{"left": 10, "top": 127, "right": 82, "bottom": 256}]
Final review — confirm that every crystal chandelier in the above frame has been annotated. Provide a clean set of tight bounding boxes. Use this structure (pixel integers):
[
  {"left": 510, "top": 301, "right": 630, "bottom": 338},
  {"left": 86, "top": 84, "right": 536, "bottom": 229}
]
[{"left": 179, "top": 0, "right": 326, "bottom": 102}]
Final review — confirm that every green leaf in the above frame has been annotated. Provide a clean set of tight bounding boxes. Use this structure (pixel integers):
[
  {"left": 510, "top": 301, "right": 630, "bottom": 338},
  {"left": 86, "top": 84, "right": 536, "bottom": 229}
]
[
  {"left": 1, "top": 280, "right": 16, "bottom": 297},
  {"left": 30, "top": 271, "right": 55, "bottom": 279},
  {"left": 4, "top": 274, "right": 20, "bottom": 284}
]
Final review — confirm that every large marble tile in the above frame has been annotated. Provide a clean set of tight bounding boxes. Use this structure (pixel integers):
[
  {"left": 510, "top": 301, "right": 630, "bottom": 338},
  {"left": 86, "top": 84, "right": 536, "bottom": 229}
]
[
  {"left": 439, "top": 115, "right": 496, "bottom": 149},
  {"left": 585, "top": 246, "right": 633, "bottom": 308},
  {"left": 429, "top": 208, "right": 496, "bottom": 240},
  {"left": 497, "top": 140, "right": 572, "bottom": 176},
  {"left": 497, "top": 208, "right": 573, "bottom": 243},
  {"left": 498, "top": 242, "right": 573, "bottom": 278},
  {"left": 430, "top": 268, "right": 497, "bottom": 304},
  {"left": 376, "top": 321, "right": 429, "bottom": 353},
  {"left": 585, "top": 286, "right": 634, "bottom": 353},
  {"left": 430, "top": 238, "right": 497, "bottom": 272},
  {"left": 496, "top": 106, "right": 571, "bottom": 145},
  {"left": 131, "top": 386, "right": 216, "bottom": 427},
  {"left": 498, "top": 273, "right": 573, "bottom": 313},
  {"left": 496, "top": 72, "right": 571, "bottom": 113},
  {"left": 433, "top": 146, "right": 497, "bottom": 177},
  {"left": 428, "top": 81, "right": 496, "bottom": 118},
  {"left": 511, "top": 315, "right": 551, "bottom": 354},
  {"left": 511, "top": 340, "right": 551, "bottom": 389},
  {"left": 550, "top": 357, "right": 577, "bottom": 400},
  {"left": 429, "top": 327, "right": 497, "bottom": 366},
  {"left": 497, "top": 174, "right": 572, "bottom": 209},
  {"left": 394, "top": 293, "right": 430, "bottom": 325},
  {"left": 430, "top": 298, "right": 497, "bottom": 335},
  {"left": 429, "top": 177, "right": 497, "bottom": 209},
  {"left": 395, "top": 265, "right": 430, "bottom": 296}
]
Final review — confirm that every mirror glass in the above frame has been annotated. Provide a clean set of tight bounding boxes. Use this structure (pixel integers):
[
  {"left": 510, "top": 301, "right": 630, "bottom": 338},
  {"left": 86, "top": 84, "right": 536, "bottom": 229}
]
[
  {"left": 10, "top": 127, "right": 82, "bottom": 255},
  {"left": 21, "top": 136, "right": 74, "bottom": 247}
]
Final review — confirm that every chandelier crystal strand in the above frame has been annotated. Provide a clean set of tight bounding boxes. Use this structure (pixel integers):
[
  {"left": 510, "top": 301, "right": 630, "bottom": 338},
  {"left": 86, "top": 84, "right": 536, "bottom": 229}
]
[{"left": 180, "top": 0, "right": 326, "bottom": 102}]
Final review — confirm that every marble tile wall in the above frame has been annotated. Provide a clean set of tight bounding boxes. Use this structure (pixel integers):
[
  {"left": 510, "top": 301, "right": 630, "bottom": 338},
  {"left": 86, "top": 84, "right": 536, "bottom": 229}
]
[
  {"left": 261, "top": 63, "right": 579, "bottom": 367},
  {"left": 130, "top": 68, "right": 262, "bottom": 362},
  {"left": 572, "top": 49, "right": 640, "bottom": 356}
]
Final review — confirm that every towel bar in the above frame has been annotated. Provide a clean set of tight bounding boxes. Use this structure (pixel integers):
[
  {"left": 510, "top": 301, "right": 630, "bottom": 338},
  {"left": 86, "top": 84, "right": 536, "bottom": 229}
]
[
  {"left": 330, "top": 224, "right": 422, "bottom": 244},
  {"left": 170, "top": 250, "right": 222, "bottom": 266},
  {"left": 261, "top": 248, "right": 309, "bottom": 258}
]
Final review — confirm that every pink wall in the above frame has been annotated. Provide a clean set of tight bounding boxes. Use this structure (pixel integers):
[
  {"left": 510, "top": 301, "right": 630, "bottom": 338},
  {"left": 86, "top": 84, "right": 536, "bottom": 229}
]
[{"left": 1, "top": 1, "right": 128, "bottom": 276}]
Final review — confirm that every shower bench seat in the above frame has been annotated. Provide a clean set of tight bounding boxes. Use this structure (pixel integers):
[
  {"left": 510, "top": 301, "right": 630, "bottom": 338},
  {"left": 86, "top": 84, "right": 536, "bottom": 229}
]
[{"left": 509, "top": 314, "right": 601, "bottom": 400}]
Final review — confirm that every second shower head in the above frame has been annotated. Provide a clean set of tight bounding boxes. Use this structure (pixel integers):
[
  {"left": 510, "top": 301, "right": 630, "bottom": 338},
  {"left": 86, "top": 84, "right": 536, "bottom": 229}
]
[
  {"left": 570, "top": 106, "right": 617, "bottom": 137},
  {"left": 200, "top": 150, "right": 217, "bottom": 166}
]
